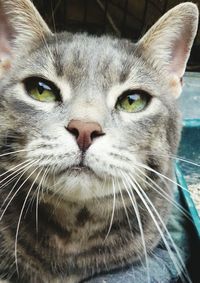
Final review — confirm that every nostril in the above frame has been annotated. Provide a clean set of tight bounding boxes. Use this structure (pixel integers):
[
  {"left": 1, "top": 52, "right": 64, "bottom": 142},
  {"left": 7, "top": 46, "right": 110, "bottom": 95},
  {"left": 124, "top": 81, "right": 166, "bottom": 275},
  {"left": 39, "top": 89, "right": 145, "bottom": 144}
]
[
  {"left": 67, "top": 127, "right": 79, "bottom": 139},
  {"left": 90, "top": 130, "right": 105, "bottom": 140},
  {"left": 66, "top": 120, "right": 105, "bottom": 151}
]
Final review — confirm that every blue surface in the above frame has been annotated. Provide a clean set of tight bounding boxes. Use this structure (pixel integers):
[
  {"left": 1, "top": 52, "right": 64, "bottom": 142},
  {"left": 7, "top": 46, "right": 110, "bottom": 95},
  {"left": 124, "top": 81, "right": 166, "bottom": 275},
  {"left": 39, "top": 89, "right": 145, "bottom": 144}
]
[
  {"left": 178, "top": 72, "right": 200, "bottom": 185},
  {"left": 176, "top": 163, "right": 200, "bottom": 239},
  {"left": 179, "top": 72, "right": 200, "bottom": 120},
  {"left": 178, "top": 124, "right": 200, "bottom": 185}
]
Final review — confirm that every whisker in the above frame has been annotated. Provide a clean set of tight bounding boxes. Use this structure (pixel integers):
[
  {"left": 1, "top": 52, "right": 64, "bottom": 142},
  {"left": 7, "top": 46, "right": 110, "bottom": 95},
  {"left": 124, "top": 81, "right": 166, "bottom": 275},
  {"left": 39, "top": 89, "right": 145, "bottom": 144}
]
[
  {"left": 0, "top": 160, "right": 40, "bottom": 221},
  {"left": 14, "top": 166, "right": 42, "bottom": 274},
  {"left": 126, "top": 149, "right": 200, "bottom": 168},
  {"left": 23, "top": 166, "right": 46, "bottom": 218},
  {"left": 50, "top": 0, "right": 61, "bottom": 56},
  {"left": 36, "top": 165, "right": 52, "bottom": 233},
  {"left": 104, "top": 178, "right": 116, "bottom": 241},
  {"left": 126, "top": 172, "right": 191, "bottom": 283},
  {"left": 0, "top": 133, "right": 24, "bottom": 138},
  {"left": 0, "top": 160, "right": 37, "bottom": 209},
  {"left": 134, "top": 161, "right": 190, "bottom": 193},
  {"left": 133, "top": 167, "right": 191, "bottom": 221},
  {"left": 120, "top": 171, "right": 150, "bottom": 282},
  {"left": 146, "top": 151, "right": 200, "bottom": 168},
  {"left": 40, "top": 30, "right": 55, "bottom": 65},
  {"left": 0, "top": 149, "right": 31, "bottom": 158},
  {"left": 117, "top": 174, "right": 149, "bottom": 272},
  {"left": 126, "top": 172, "right": 184, "bottom": 277},
  {"left": 0, "top": 161, "right": 33, "bottom": 193},
  {"left": 116, "top": 177, "right": 133, "bottom": 237},
  {"left": 0, "top": 159, "right": 31, "bottom": 178}
]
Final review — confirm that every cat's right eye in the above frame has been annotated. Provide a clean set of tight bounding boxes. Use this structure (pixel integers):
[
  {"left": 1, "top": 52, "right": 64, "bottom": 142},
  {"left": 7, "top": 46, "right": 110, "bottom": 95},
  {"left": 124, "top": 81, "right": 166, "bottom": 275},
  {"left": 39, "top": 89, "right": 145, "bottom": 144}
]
[{"left": 23, "top": 77, "right": 61, "bottom": 103}]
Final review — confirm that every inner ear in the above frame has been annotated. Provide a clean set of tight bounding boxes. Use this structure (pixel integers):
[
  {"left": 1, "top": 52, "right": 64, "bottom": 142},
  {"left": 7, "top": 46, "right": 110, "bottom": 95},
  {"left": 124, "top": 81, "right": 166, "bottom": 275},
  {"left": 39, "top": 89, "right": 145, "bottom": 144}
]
[
  {"left": 137, "top": 3, "right": 198, "bottom": 83},
  {"left": 0, "top": 0, "right": 52, "bottom": 77},
  {"left": 169, "top": 23, "right": 193, "bottom": 78},
  {"left": 0, "top": 2, "right": 13, "bottom": 75},
  {"left": 0, "top": 0, "right": 52, "bottom": 56}
]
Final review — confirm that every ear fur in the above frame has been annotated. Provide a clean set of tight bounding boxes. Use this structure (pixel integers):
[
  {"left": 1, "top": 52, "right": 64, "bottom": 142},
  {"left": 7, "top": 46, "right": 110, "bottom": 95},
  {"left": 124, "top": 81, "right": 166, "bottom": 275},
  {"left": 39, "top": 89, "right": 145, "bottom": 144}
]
[
  {"left": 137, "top": 3, "right": 199, "bottom": 97},
  {"left": 0, "top": 0, "right": 52, "bottom": 75}
]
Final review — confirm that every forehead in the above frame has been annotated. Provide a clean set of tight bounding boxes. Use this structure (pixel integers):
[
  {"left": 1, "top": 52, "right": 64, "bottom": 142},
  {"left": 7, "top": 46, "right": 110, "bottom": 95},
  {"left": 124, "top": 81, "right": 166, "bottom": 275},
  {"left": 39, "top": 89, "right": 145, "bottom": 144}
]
[
  {"left": 13, "top": 33, "right": 160, "bottom": 99},
  {"left": 37, "top": 34, "right": 136, "bottom": 89}
]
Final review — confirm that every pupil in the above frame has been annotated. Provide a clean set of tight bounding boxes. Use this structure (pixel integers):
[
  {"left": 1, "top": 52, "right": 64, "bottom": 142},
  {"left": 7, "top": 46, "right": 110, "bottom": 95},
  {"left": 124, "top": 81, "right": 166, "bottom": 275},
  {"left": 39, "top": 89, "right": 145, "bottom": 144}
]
[
  {"left": 38, "top": 83, "right": 44, "bottom": 95},
  {"left": 128, "top": 95, "right": 137, "bottom": 105}
]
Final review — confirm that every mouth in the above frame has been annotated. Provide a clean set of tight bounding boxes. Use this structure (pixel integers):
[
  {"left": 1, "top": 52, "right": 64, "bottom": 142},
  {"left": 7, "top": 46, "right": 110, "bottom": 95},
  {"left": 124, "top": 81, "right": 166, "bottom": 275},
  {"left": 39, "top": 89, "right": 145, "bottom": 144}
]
[
  {"left": 57, "top": 160, "right": 101, "bottom": 179},
  {"left": 70, "top": 163, "right": 91, "bottom": 172}
]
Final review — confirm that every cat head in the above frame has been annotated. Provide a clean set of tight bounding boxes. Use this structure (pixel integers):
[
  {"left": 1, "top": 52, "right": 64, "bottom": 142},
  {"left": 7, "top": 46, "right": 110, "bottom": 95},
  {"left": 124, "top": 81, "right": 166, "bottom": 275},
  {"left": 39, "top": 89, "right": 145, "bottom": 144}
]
[{"left": 0, "top": 0, "right": 198, "bottom": 201}]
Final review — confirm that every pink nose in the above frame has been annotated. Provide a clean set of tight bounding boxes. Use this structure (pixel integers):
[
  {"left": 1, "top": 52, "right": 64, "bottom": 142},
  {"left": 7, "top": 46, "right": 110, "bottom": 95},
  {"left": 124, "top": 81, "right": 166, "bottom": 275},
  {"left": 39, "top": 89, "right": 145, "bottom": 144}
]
[{"left": 66, "top": 120, "right": 104, "bottom": 151}]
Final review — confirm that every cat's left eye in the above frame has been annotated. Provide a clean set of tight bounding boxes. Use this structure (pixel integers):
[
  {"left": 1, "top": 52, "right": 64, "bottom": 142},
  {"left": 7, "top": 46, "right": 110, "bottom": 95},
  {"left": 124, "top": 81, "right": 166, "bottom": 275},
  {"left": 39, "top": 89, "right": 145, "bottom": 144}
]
[
  {"left": 23, "top": 77, "right": 61, "bottom": 103},
  {"left": 116, "top": 90, "right": 151, "bottom": 113}
]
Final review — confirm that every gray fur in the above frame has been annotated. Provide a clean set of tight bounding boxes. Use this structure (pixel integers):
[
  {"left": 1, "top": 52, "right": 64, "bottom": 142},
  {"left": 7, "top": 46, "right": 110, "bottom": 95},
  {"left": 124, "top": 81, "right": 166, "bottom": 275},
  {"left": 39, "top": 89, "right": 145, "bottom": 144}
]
[{"left": 0, "top": 1, "right": 198, "bottom": 282}]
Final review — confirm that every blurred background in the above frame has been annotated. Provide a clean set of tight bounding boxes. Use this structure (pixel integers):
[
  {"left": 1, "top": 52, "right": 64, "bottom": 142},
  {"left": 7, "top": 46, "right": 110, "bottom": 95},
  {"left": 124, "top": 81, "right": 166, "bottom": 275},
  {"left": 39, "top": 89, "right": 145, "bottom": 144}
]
[{"left": 33, "top": 0, "right": 200, "bottom": 71}]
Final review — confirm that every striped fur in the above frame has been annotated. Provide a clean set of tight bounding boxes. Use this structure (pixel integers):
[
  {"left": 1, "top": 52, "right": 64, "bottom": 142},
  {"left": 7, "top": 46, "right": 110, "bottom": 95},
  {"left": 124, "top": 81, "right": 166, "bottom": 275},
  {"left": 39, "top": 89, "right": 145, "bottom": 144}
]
[{"left": 0, "top": 1, "right": 198, "bottom": 282}]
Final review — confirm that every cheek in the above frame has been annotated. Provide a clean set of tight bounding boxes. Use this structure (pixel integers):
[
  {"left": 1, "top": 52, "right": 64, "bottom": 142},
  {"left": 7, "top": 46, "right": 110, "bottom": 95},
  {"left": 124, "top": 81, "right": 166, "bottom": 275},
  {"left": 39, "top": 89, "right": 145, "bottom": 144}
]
[
  {"left": 85, "top": 132, "right": 141, "bottom": 169},
  {"left": 86, "top": 132, "right": 120, "bottom": 158},
  {"left": 25, "top": 126, "right": 79, "bottom": 160}
]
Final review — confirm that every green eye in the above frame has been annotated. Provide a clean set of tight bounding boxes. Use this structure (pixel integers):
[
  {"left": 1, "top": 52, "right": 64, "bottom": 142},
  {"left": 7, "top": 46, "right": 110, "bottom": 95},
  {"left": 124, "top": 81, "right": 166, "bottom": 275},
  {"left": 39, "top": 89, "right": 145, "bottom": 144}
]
[
  {"left": 30, "top": 82, "right": 55, "bottom": 102},
  {"left": 116, "top": 90, "right": 150, "bottom": 113},
  {"left": 24, "top": 77, "right": 61, "bottom": 102}
]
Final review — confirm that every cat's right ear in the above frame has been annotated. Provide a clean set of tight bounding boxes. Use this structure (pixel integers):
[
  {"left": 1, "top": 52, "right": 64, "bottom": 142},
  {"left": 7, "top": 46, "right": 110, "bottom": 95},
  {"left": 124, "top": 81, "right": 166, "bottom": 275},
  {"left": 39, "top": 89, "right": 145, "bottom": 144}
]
[{"left": 0, "top": 0, "right": 52, "bottom": 76}]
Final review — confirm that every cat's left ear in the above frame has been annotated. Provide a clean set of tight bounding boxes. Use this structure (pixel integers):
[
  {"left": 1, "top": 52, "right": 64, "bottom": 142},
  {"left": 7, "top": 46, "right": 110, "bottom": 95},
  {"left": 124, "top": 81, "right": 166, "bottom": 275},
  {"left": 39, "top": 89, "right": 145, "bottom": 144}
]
[
  {"left": 0, "top": 0, "right": 52, "bottom": 76},
  {"left": 137, "top": 3, "right": 199, "bottom": 97},
  {"left": 0, "top": 3, "right": 11, "bottom": 76}
]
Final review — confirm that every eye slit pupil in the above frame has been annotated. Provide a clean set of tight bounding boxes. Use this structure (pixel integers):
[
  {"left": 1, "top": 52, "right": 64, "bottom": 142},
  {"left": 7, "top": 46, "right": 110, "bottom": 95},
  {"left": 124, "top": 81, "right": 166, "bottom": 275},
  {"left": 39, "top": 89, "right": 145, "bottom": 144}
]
[
  {"left": 38, "top": 83, "right": 44, "bottom": 95},
  {"left": 23, "top": 77, "right": 62, "bottom": 103},
  {"left": 116, "top": 90, "right": 151, "bottom": 113},
  {"left": 128, "top": 95, "right": 135, "bottom": 105}
]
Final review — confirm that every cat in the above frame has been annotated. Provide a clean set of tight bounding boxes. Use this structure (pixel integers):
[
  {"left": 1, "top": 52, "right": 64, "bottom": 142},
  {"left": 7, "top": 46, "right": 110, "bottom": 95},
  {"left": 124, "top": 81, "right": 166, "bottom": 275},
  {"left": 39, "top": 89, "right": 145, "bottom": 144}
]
[{"left": 0, "top": 0, "right": 198, "bottom": 282}]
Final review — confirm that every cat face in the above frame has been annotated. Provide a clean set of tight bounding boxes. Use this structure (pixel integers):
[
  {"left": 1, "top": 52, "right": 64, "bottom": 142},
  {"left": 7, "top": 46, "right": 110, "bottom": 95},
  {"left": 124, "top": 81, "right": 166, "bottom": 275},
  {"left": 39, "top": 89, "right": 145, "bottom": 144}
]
[{"left": 0, "top": 0, "right": 198, "bottom": 201}]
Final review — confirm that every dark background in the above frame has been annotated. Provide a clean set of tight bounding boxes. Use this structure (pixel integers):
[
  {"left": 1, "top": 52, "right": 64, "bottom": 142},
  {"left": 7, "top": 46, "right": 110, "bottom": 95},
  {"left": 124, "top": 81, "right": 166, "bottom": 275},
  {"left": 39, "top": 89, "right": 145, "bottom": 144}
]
[{"left": 33, "top": 0, "right": 200, "bottom": 71}]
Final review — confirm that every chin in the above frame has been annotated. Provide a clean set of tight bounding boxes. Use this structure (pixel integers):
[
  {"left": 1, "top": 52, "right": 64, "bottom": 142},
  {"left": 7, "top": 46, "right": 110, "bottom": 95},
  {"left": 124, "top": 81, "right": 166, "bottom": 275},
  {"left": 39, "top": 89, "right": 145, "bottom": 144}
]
[{"left": 46, "top": 167, "right": 115, "bottom": 201}]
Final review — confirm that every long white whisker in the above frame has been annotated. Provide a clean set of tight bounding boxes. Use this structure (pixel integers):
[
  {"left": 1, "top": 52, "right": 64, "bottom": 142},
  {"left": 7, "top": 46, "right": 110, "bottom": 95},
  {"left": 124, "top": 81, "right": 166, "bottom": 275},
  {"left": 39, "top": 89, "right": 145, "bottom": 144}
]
[
  {"left": 116, "top": 177, "right": 133, "bottom": 237},
  {"left": 120, "top": 171, "right": 150, "bottom": 282},
  {"left": 23, "top": 166, "right": 47, "bottom": 218},
  {"left": 104, "top": 178, "right": 116, "bottom": 241},
  {"left": 0, "top": 161, "right": 34, "bottom": 199},
  {"left": 149, "top": 152, "right": 200, "bottom": 168},
  {"left": 134, "top": 162, "right": 189, "bottom": 193},
  {"left": 14, "top": 166, "right": 42, "bottom": 274},
  {"left": 40, "top": 31, "right": 55, "bottom": 64},
  {"left": 0, "top": 160, "right": 33, "bottom": 185},
  {"left": 0, "top": 149, "right": 31, "bottom": 158},
  {"left": 0, "top": 160, "right": 40, "bottom": 221},
  {"left": 0, "top": 159, "right": 31, "bottom": 178},
  {"left": 127, "top": 150, "right": 200, "bottom": 168},
  {"left": 133, "top": 167, "right": 191, "bottom": 221},
  {"left": 117, "top": 176, "right": 149, "bottom": 273},
  {"left": 0, "top": 160, "right": 37, "bottom": 210},
  {"left": 126, "top": 172, "right": 183, "bottom": 276},
  {"left": 126, "top": 172, "right": 191, "bottom": 283},
  {"left": 36, "top": 165, "right": 51, "bottom": 233}
]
